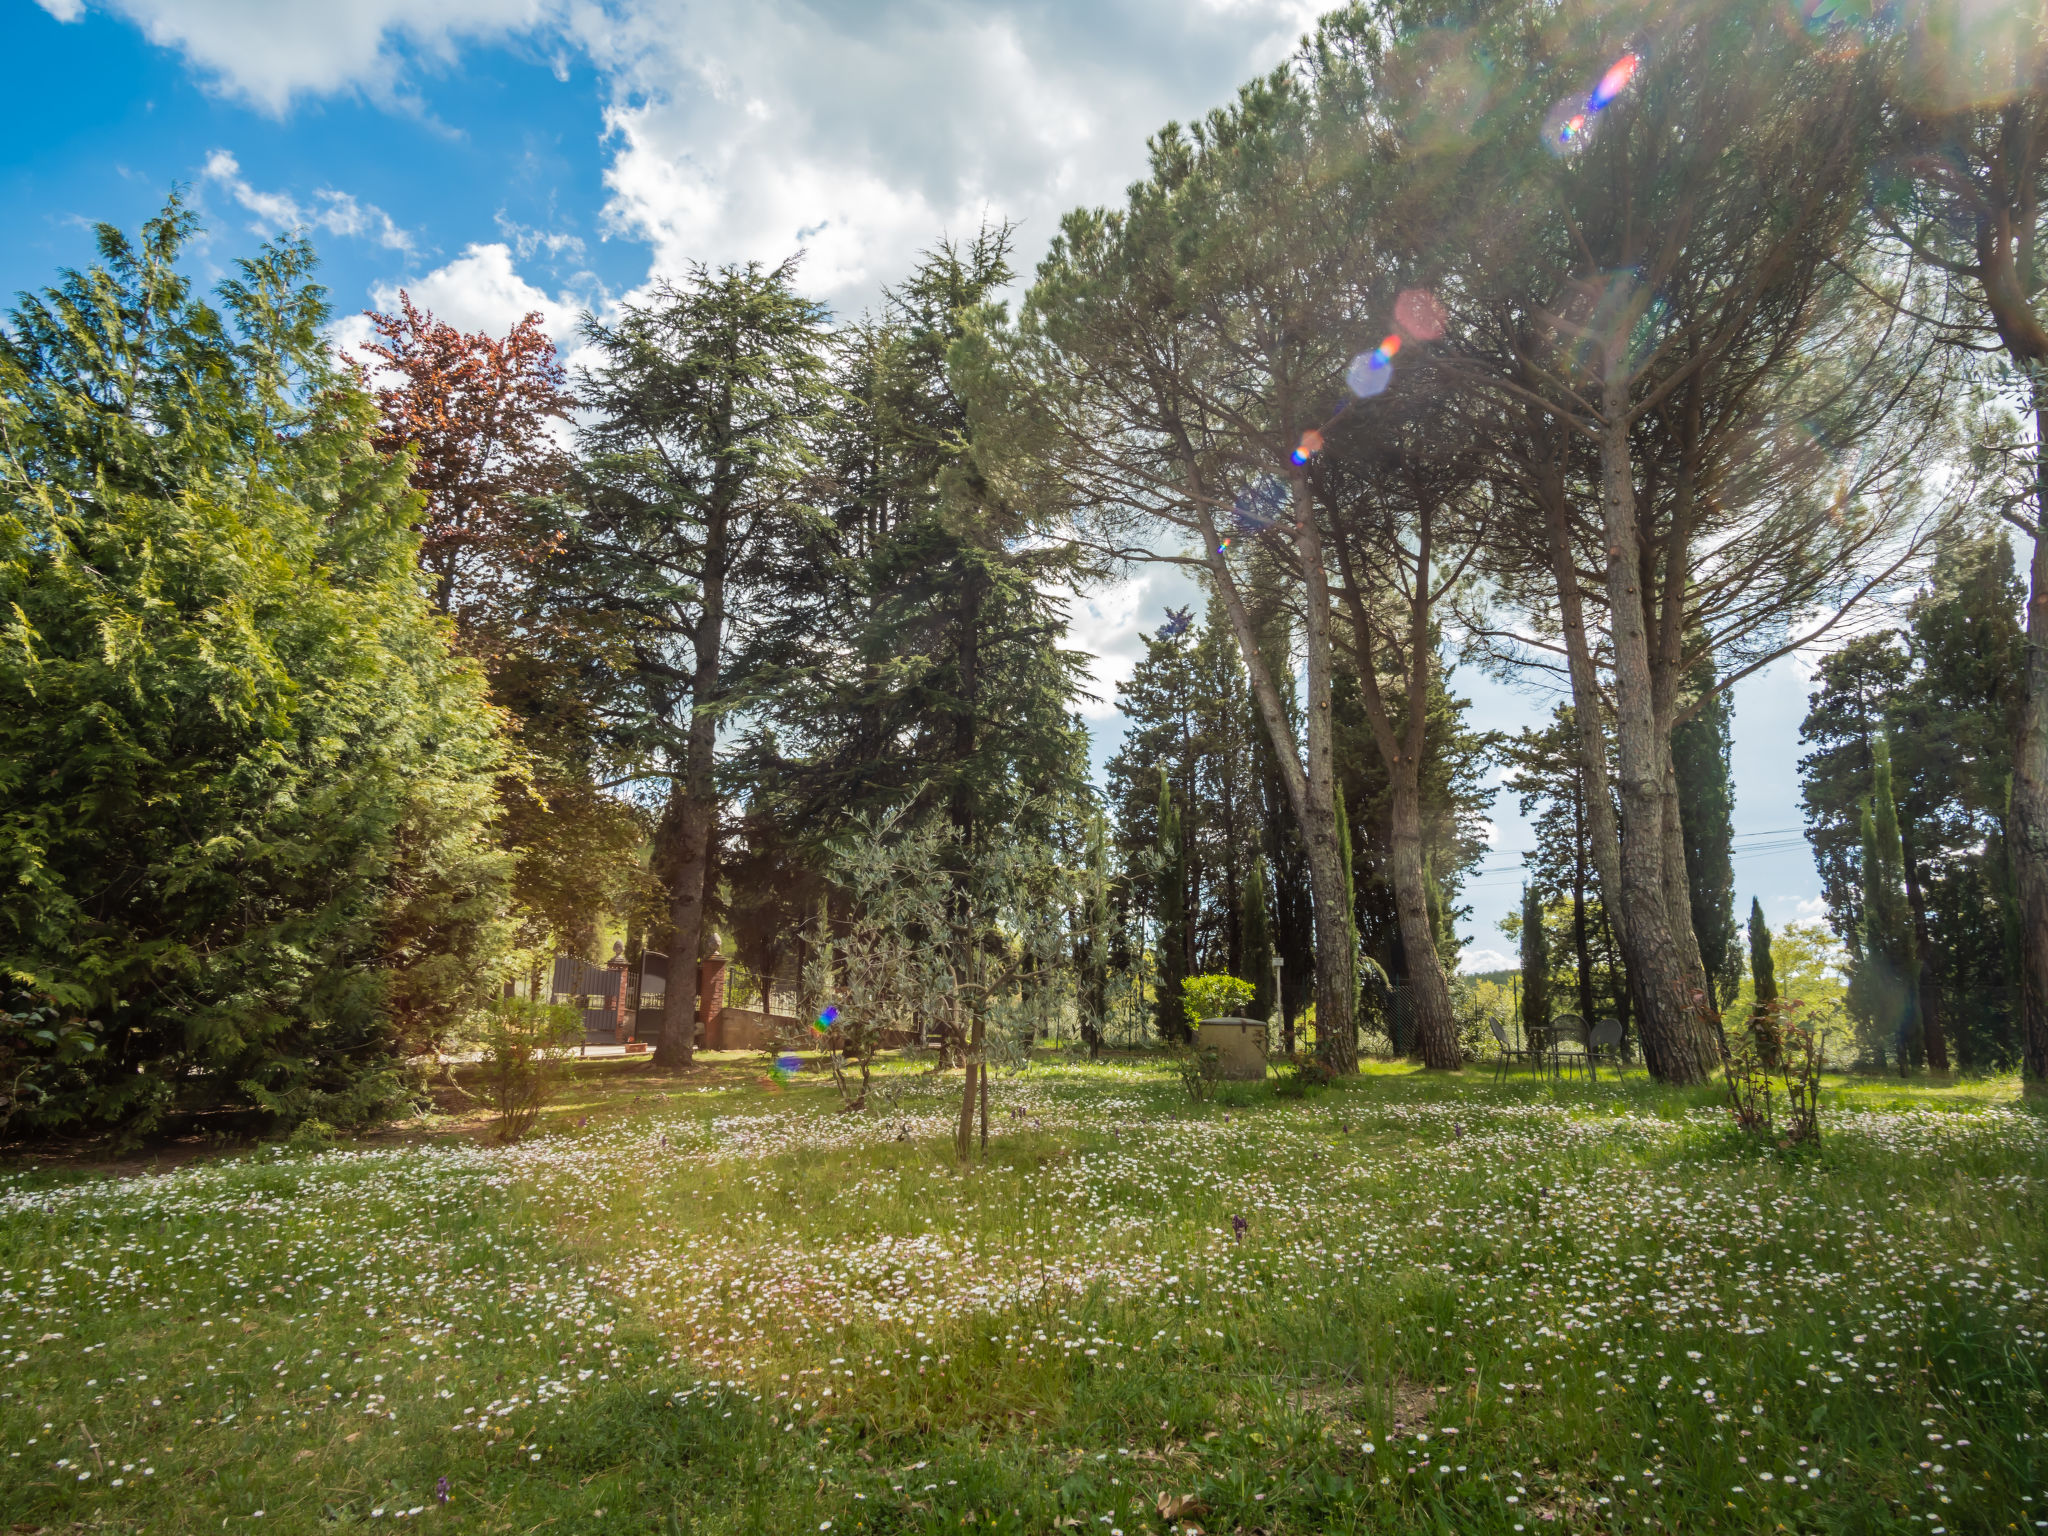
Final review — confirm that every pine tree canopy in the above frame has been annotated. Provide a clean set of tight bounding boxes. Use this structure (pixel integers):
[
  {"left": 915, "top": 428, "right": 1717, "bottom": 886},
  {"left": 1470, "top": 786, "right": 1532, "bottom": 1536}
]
[{"left": 0, "top": 200, "right": 511, "bottom": 1137}]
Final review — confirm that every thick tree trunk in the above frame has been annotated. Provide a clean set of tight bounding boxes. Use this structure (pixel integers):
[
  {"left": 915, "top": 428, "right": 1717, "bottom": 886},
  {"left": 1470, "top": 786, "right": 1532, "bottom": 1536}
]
[
  {"left": 1389, "top": 779, "right": 1460, "bottom": 1067},
  {"left": 1598, "top": 405, "right": 1716, "bottom": 1085},
  {"left": 1332, "top": 513, "right": 1458, "bottom": 1069},
  {"left": 1294, "top": 485, "right": 1359, "bottom": 1073},
  {"left": 1198, "top": 471, "right": 1356, "bottom": 1072},
  {"left": 653, "top": 498, "right": 730, "bottom": 1072},
  {"left": 1968, "top": 237, "right": 2048, "bottom": 1088},
  {"left": 1658, "top": 744, "right": 1724, "bottom": 1057},
  {"left": 2014, "top": 392, "right": 2048, "bottom": 1092}
]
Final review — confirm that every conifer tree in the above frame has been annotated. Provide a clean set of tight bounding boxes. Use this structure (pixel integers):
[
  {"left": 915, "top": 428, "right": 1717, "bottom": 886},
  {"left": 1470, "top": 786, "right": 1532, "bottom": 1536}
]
[
  {"left": 1674, "top": 659, "right": 1740, "bottom": 1008},
  {"left": 1858, "top": 735, "right": 1923, "bottom": 1071},
  {"left": 1520, "top": 883, "right": 1552, "bottom": 1052},
  {"left": 1243, "top": 855, "right": 1275, "bottom": 1024},
  {"left": 569, "top": 258, "right": 831, "bottom": 1069},
  {"left": 1154, "top": 767, "right": 1189, "bottom": 1043},
  {"left": 0, "top": 200, "right": 511, "bottom": 1135},
  {"left": 1748, "top": 898, "right": 1780, "bottom": 1066}
]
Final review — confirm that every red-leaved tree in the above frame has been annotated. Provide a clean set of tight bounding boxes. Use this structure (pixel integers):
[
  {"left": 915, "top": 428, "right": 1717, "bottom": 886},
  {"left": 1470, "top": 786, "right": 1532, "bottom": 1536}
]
[{"left": 358, "top": 294, "right": 574, "bottom": 650}]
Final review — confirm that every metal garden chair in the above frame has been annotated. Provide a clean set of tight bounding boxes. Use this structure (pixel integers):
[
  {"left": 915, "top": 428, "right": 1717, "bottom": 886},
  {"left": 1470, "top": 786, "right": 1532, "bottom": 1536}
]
[
  {"left": 1549, "top": 1012, "right": 1591, "bottom": 1082},
  {"left": 1488, "top": 1017, "right": 1531, "bottom": 1082},
  {"left": 1587, "top": 1016, "right": 1624, "bottom": 1079}
]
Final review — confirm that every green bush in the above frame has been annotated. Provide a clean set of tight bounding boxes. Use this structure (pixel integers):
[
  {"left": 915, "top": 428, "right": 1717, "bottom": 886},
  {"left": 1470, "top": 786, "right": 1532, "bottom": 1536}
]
[
  {"left": 1182, "top": 973, "right": 1255, "bottom": 1028},
  {"left": 0, "top": 201, "right": 513, "bottom": 1140},
  {"left": 476, "top": 996, "right": 584, "bottom": 1143}
]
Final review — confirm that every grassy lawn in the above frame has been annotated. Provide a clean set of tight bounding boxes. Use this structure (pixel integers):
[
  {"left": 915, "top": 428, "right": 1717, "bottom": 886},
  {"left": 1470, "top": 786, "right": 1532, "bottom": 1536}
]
[{"left": 2, "top": 1055, "right": 2044, "bottom": 1534}]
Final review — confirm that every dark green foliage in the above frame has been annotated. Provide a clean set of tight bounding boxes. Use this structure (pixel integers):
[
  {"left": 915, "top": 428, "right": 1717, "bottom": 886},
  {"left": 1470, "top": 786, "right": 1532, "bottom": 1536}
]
[
  {"left": 1154, "top": 767, "right": 1189, "bottom": 1043},
  {"left": 725, "top": 231, "right": 1090, "bottom": 992},
  {"left": 1243, "top": 855, "right": 1275, "bottom": 1022},
  {"left": 1748, "top": 897, "right": 1780, "bottom": 1065},
  {"left": 1858, "top": 737, "right": 1922, "bottom": 1068},
  {"left": 1503, "top": 709, "right": 1630, "bottom": 1038},
  {"left": 1519, "top": 884, "right": 1551, "bottom": 1047},
  {"left": 1799, "top": 527, "right": 2025, "bottom": 1067},
  {"left": 1674, "top": 663, "right": 1740, "bottom": 1007},
  {"left": 0, "top": 202, "right": 511, "bottom": 1138}
]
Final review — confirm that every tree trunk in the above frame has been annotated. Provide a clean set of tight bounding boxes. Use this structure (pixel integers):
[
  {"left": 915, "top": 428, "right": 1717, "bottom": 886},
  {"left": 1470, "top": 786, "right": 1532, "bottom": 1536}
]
[
  {"left": 2014, "top": 390, "right": 2048, "bottom": 1092},
  {"left": 1572, "top": 789, "right": 1596, "bottom": 1024},
  {"left": 653, "top": 493, "right": 731, "bottom": 1072},
  {"left": 1390, "top": 778, "right": 1460, "bottom": 1066},
  {"left": 1294, "top": 484, "right": 1359, "bottom": 1073},
  {"left": 1197, "top": 470, "right": 1356, "bottom": 1072},
  {"left": 1598, "top": 403, "right": 1716, "bottom": 1085},
  {"left": 1331, "top": 510, "right": 1458, "bottom": 1069},
  {"left": 1659, "top": 745, "right": 1723, "bottom": 1057},
  {"left": 955, "top": 999, "right": 985, "bottom": 1162},
  {"left": 1536, "top": 442, "right": 1635, "bottom": 1017}
]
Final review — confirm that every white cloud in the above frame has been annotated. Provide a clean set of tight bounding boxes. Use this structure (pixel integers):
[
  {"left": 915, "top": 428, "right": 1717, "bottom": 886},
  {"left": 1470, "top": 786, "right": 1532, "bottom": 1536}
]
[
  {"left": 100, "top": 1, "right": 1322, "bottom": 316},
  {"left": 574, "top": 0, "right": 1320, "bottom": 315},
  {"left": 35, "top": 0, "right": 85, "bottom": 21},
  {"left": 86, "top": 0, "right": 560, "bottom": 114},
  {"left": 1461, "top": 948, "right": 1514, "bottom": 974},
  {"left": 330, "top": 243, "right": 596, "bottom": 394},
  {"left": 1065, "top": 566, "right": 1203, "bottom": 726},
  {"left": 201, "top": 150, "right": 414, "bottom": 253}
]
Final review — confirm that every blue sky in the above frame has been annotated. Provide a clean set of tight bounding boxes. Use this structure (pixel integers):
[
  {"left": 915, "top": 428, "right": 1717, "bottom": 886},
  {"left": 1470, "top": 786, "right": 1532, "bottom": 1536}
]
[{"left": 4, "top": 0, "right": 1839, "bottom": 964}]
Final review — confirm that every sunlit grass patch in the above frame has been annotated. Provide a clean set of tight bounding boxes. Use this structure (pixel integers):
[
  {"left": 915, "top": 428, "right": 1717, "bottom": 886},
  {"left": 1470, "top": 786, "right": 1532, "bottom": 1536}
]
[{"left": 2, "top": 1057, "right": 2044, "bottom": 1533}]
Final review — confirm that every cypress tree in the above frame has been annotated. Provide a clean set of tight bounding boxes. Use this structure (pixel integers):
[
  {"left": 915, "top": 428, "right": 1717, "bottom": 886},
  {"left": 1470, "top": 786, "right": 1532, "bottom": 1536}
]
[
  {"left": 1154, "top": 766, "right": 1189, "bottom": 1042},
  {"left": 1675, "top": 660, "right": 1740, "bottom": 1007},
  {"left": 1858, "top": 735, "right": 1922, "bottom": 1071},
  {"left": 1748, "top": 897, "right": 1779, "bottom": 1065},
  {"left": 1520, "top": 884, "right": 1552, "bottom": 1051},
  {"left": 1243, "top": 856, "right": 1276, "bottom": 1024}
]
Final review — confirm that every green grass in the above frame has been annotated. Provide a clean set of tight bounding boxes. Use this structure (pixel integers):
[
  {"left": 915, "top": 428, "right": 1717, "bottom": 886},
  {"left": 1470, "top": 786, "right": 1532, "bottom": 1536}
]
[{"left": 2, "top": 1055, "right": 2044, "bottom": 1534}]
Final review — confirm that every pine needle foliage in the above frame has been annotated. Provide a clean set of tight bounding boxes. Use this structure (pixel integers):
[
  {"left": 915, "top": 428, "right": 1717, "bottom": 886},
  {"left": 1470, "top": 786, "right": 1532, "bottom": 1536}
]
[{"left": 0, "top": 200, "right": 512, "bottom": 1139}]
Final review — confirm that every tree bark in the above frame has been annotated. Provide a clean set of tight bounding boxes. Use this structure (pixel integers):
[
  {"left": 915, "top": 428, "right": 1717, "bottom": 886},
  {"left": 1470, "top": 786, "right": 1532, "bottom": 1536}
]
[
  {"left": 1331, "top": 509, "right": 1459, "bottom": 1068},
  {"left": 1291, "top": 477, "right": 1360, "bottom": 1073},
  {"left": 2013, "top": 389, "right": 2048, "bottom": 1091},
  {"left": 1197, "top": 471, "right": 1357, "bottom": 1072},
  {"left": 955, "top": 993, "right": 985, "bottom": 1163},
  {"left": 653, "top": 480, "right": 731, "bottom": 1072},
  {"left": 1597, "top": 398, "right": 1716, "bottom": 1085}
]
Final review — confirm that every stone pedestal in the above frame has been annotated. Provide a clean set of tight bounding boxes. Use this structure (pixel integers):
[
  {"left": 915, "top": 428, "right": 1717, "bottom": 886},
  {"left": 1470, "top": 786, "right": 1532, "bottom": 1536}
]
[{"left": 1197, "top": 1017, "right": 1270, "bottom": 1080}]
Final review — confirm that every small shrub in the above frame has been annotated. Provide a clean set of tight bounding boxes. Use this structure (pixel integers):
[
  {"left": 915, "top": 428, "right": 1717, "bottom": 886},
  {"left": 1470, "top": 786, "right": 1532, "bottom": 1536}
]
[
  {"left": 1723, "top": 997, "right": 1829, "bottom": 1148},
  {"left": 284, "top": 1118, "right": 336, "bottom": 1154},
  {"left": 1172, "top": 1043, "right": 1222, "bottom": 1103},
  {"left": 477, "top": 996, "right": 583, "bottom": 1143},
  {"left": 1275, "top": 1057, "right": 1334, "bottom": 1098},
  {"left": 1182, "top": 974, "right": 1254, "bottom": 1029}
]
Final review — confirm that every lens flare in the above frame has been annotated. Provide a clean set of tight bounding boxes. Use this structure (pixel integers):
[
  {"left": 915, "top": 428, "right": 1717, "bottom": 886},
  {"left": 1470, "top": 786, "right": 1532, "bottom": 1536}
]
[
  {"left": 774, "top": 1052, "right": 802, "bottom": 1076},
  {"left": 1157, "top": 606, "right": 1193, "bottom": 640},
  {"left": 1346, "top": 336, "right": 1403, "bottom": 398},
  {"left": 1394, "top": 289, "right": 1446, "bottom": 341},
  {"left": 1589, "top": 52, "right": 1638, "bottom": 110},
  {"left": 1551, "top": 49, "right": 1641, "bottom": 148},
  {"left": 1291, "top": 429, "right": 1325, "bottom": 465},
  {"left": 812, "top": 1006, "right": 837, "bottom": 1035}
]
